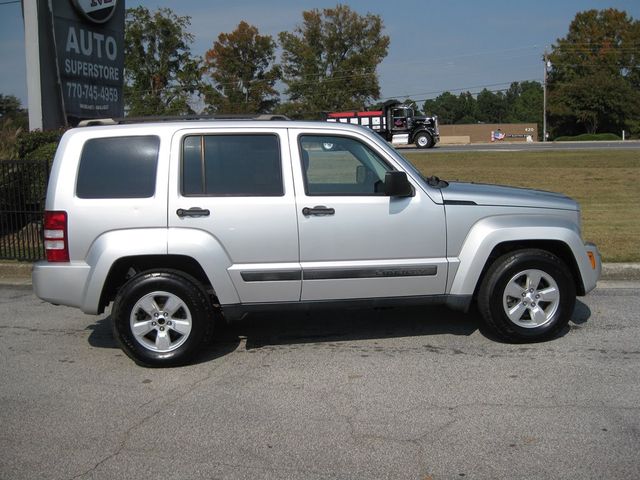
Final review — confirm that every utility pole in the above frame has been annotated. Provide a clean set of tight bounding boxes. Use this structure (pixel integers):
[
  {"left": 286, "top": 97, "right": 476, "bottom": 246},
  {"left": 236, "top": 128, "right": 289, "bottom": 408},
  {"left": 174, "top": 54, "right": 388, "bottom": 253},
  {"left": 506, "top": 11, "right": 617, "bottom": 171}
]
[{"left": 543, "top": 50, "right": 550, "bottom": 142}]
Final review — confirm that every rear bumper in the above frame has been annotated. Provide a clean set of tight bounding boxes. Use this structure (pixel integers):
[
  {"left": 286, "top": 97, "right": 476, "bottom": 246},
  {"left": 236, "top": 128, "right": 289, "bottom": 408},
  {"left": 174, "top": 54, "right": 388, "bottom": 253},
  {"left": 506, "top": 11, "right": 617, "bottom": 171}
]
[{"left": 32, "top": 261, "right": 91, "bottom": 311}]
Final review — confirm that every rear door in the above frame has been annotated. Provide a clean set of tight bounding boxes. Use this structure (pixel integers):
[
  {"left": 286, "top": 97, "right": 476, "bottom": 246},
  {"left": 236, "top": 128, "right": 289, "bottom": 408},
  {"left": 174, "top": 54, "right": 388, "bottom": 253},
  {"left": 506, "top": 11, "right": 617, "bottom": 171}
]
[{"left": 168, "top": 127, "right": 301, "bottom": 303}]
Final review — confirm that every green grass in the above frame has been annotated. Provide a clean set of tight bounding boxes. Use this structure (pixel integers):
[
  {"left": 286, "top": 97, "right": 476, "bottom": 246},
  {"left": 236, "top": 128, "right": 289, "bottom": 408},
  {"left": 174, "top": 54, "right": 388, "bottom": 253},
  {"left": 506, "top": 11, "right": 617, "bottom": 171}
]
[{"left": 403, "top": 150, "right": 640, "bottom": 262}]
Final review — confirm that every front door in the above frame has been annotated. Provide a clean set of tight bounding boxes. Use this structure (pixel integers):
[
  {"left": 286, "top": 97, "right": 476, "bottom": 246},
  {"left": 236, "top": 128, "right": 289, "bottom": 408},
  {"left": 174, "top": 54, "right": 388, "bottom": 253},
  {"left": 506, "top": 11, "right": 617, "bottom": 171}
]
[{"left": 291, "top": 129, "right": 448, "bottom": 301}]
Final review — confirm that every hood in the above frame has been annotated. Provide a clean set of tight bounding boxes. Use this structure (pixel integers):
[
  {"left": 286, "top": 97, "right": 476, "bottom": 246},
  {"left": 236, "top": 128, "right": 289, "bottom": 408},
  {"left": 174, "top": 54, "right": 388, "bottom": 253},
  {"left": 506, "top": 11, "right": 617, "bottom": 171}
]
[
  {"left": 441, "top": 182, "right": 578, "bottom": 211},
  {"left": 414, "top": 116, "right": 435, "bottom": 123}
]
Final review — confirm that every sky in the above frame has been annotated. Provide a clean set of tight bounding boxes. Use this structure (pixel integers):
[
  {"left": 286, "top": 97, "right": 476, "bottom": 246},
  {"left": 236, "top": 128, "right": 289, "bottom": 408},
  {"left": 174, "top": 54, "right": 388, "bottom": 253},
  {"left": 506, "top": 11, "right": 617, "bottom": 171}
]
[{"left": 1, "top": 0, "right": 639, "bottom": 109}]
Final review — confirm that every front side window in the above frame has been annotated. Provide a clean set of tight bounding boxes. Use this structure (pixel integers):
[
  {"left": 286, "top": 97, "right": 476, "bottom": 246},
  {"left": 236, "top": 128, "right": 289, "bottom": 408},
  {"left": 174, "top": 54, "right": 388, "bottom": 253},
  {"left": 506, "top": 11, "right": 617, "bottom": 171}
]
[
  {"left": 182, "top": 134, "right": 283, "bottom": 196},
  {"left": 76, "top": 135, "right": 160, "bottom": 199},
  {"left": 299, "top": 135, "right": 391, "bottom": 196}
]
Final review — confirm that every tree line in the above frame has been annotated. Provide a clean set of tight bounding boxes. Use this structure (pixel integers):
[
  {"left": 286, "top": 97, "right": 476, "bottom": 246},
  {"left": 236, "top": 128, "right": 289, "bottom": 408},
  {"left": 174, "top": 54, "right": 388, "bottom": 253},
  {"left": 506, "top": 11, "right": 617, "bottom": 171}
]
[{"left": 1, "top": 6, "right": 638, "bottom": 139}]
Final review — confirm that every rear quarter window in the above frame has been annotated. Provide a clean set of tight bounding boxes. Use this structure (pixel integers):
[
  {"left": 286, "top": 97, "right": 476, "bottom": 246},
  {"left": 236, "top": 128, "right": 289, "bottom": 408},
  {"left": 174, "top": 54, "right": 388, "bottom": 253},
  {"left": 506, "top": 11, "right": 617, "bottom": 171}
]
[{"left": 76, "top": 135, "right": 160, "bottom": 199}]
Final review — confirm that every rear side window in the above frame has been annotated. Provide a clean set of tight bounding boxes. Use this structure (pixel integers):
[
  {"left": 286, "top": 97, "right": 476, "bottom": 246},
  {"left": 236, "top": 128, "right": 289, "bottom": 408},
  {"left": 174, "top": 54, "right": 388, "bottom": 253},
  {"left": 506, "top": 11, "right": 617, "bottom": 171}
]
[
  {"left": 182, "top": 134, "right": 283, "bottom": 196},
  {"left": 76, "top": 136, "right": 160, "bottom": 199}
]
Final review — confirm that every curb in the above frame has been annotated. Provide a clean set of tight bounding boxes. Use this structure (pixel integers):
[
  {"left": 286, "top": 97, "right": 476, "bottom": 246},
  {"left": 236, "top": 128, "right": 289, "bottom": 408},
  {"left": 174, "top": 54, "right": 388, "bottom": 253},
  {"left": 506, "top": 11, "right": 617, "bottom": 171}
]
[
  {"left": 600, "top": 263, "right": 640, "bottom": 281},
  {"left": 1, "top": 261, "right": 639, "bottom": 287}
]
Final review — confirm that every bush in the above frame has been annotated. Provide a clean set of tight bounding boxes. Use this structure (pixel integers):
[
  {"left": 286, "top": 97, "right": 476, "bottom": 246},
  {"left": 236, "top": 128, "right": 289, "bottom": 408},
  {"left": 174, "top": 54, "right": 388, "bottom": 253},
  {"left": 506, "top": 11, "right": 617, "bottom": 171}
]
[
  {"left": 554, "top": 133, "right": 621, "bottom": 142},
  {"left": 24, "top": 142, "right": 58, "bottom": 162},
  {"left": 16, "top": 129, "right": 64, "bottom": 158}
]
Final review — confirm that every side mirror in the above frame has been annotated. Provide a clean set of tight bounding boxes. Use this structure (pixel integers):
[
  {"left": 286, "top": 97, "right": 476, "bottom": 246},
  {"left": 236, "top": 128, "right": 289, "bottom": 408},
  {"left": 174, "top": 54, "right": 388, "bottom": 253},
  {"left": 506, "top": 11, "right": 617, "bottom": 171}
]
[{"left": 384, "top": 171, "right": 414, "bottom": 197}]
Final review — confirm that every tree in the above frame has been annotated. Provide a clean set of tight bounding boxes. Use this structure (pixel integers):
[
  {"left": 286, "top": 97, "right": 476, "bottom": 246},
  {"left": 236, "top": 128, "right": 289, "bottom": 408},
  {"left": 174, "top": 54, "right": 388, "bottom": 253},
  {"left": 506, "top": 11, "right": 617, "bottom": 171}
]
[
  {"left": 124, "top": 7, "right": 204, "bottom": 116},
  {"left": 279, "top": 4, "right": 389, "bottom": 118},
  {"left": 423, "top": 91, "right": 478, "bottom": 124},
  {"left": 0, "top": 94, "right": 22, "bottom": 120},
  {"left": 476, "top": 89, "right": 508, "bottom": 123},
  {"left": 1, "top": 94, "right": 28, "bottom": 159},
  {"left": 203, "top": 22, "right": 280, "bottom": 114},
  {"left": 505, "top": 81, "right": 543, "bottom": 126},
  {"left": 547, "top": 9, "right": 640, "bottom": 135}
]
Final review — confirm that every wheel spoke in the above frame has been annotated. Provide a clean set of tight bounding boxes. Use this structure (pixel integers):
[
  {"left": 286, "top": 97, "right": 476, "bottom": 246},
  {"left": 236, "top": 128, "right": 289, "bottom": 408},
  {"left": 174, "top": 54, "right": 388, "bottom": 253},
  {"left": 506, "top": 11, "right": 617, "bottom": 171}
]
[
  {"left": 538, "top": 286, "right": 559, "bottom": 303},
  {"left": 505, "top": 280, "right": 524, "bottom": 299},
  {"left": 170, "top": 319, "right": 191, "bottom": 336},
  {"left": 508, "top": 302, "right": 527, "bottom": 322},
  {"left": 155, "top": 330, "right": 172, "bottom": 350},
  {"left": 526, "top": 271, "right": 543, "bottom": 291},
  {"left": 132, "top": 319, "right": 155, "bottom": 337},
  {"left": 163, "top": 295, "right": 183, "bottom": 316},
  {"left": 138, "top": 296, "right": 160, "bottom": 317},
  {"left": 530, "top": 305, "right": 548, "bottom": 324}
]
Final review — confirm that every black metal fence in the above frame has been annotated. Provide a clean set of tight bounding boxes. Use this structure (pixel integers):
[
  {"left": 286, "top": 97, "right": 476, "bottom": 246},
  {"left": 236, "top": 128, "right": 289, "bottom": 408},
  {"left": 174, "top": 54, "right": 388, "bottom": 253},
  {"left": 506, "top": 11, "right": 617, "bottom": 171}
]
[{"left": 0, "top": 159, "right": 51, "bottom": 261}]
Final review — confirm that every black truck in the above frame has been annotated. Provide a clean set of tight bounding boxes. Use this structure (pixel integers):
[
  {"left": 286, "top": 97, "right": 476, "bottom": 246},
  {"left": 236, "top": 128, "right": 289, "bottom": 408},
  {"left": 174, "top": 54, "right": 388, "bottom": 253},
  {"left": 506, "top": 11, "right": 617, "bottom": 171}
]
[{"left": 326, "top": 100, "right": 439, "bottom": 148}]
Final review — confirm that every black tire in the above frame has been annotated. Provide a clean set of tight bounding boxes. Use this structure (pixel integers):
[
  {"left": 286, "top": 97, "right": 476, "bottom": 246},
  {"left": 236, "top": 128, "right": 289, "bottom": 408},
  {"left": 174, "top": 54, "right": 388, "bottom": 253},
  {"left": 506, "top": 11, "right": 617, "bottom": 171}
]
[
  {"left": 414, "top": 132, "right": 433, "bottom": 149},
  {"left": 477, "top": 249, "right": 576, "bottom": 342},
  {"left": 112, "top": 270, "right": 216, "bottom": 367}
]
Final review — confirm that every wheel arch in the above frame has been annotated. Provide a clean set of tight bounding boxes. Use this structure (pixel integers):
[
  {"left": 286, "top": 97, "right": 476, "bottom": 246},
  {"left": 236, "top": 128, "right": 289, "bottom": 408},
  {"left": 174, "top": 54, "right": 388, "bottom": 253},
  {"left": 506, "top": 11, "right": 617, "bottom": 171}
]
[
  {"left": 472, "top": 240, "right": 585, "bottom": 300},
  {"left": 410, "top": 128, "right": 432, "bottom": 145},
  {"left": 449, "top": 215, "right": 589, "bottom": 298},
  {"left": 99, "top": 254, "right": 213, "bottom": 314}
]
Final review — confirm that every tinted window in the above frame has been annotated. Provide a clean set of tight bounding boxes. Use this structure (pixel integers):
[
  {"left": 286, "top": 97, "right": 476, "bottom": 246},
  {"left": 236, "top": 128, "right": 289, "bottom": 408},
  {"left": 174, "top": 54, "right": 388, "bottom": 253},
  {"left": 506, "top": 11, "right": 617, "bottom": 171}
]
[
  {"left": 299, "top": 135, "right": 391, "bottom": 195},
  {"left": 182, "top": 134, "right": 283, "bottom": 196},
  {"left": 76, "top": 136, "right": 160, "bottom": 199}
]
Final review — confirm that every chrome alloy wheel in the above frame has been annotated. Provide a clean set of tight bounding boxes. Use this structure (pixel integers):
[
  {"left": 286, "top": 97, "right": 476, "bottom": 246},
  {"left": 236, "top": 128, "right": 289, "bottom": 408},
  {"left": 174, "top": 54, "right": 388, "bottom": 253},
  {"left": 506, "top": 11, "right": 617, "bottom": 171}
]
[
  {"left": 129, "top": 291, "right": 193, "bottom": 352},
  {"left": 502, "top": 269, "right": 560, "bottom": 328},
  {"left": 417, "top": 135, "right": 429, "bottom": 147}
]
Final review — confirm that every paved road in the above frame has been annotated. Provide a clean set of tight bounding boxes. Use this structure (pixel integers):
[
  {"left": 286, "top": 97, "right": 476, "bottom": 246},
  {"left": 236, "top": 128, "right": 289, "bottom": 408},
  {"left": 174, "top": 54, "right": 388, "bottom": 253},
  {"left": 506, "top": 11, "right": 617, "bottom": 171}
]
[
  {"left": 1, "top": 283, "right": 639, "bottom": 480},
  {"left": 403, "top": 140, "right": 640, "bottom": 153}
]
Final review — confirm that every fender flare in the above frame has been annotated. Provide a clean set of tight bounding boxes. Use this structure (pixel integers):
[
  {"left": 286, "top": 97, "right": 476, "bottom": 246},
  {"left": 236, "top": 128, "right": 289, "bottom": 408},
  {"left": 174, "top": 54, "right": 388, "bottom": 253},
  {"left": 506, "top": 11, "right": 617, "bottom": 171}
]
[
  {"left": 448, "top": 214, "right": 591, "bottom": 296},
  {"left": 81, "top": 228, "right": 239, "bottom": 314}
]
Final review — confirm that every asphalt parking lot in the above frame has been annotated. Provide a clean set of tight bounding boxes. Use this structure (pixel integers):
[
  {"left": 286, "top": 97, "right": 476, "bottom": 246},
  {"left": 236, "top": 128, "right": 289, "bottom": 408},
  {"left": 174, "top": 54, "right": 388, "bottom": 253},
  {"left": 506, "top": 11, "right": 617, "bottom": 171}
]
[{"left": 1, "top": 282, "right": 639, "bottom": 480}]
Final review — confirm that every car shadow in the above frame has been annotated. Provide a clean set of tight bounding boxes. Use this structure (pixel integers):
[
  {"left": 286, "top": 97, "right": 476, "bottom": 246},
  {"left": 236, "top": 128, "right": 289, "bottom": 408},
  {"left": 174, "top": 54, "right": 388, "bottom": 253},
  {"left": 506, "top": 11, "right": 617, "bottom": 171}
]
[
  {"left": 86, "top": 316, "right": 118, "bottom": 349},
  {"left": 86, "top": 300, "right": 591, "bottom": 364},
  {"left": 212, "top": 304, "right": 478, "bottom": 352}
]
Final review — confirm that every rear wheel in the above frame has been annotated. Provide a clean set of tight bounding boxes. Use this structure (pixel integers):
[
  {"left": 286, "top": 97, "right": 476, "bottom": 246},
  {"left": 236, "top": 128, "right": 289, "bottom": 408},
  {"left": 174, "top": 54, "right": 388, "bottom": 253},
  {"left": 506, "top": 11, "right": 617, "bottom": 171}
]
[
  {"left": 478, "top": 249, "right": 576, "bottom": 342},
  {"left": 414, "top": 132, "right": 433, "bottom": 149},
  {"left": 112, "top": 271, "right": 215, "bottom": 367}
]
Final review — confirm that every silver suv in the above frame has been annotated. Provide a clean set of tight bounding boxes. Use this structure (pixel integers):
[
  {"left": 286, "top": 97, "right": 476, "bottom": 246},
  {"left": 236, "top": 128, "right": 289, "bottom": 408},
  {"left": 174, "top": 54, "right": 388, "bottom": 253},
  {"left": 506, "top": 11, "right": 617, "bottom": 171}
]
[{"left": 33, "top": 119, "right": 601, "bottom": 366}]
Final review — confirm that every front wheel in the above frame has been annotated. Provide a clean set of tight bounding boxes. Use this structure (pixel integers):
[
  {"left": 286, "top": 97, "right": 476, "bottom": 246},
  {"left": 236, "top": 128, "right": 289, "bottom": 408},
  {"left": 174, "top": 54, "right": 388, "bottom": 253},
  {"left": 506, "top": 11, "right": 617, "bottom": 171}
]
[
  {"left": 414, "top": 132, "right": 433, "bottom": 149},
  {"left": 112, "top": 271, "right": 216, "bottom": 367},
  {"left": 477, "top": 249, "right": 576, "bottom": 342}
]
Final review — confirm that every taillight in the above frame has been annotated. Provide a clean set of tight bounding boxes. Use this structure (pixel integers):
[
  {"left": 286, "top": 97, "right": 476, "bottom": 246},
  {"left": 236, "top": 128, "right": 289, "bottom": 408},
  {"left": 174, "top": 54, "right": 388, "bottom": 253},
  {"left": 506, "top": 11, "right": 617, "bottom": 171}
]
[{"left": 44, "top": 211, "right": 69, "bottom": 262}]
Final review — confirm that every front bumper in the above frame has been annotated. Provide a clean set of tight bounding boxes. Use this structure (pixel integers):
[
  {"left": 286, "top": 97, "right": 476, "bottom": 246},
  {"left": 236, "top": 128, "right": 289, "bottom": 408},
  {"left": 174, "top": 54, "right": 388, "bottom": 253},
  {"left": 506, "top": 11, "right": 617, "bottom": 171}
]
[{"left": 581, "top": 242, "right": 601, "bottom": 294}]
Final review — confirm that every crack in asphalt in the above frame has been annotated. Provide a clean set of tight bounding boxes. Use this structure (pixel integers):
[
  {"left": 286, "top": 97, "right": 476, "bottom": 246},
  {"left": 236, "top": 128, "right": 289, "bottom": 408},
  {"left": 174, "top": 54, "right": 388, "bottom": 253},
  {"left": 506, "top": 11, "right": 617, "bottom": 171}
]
[{"left": 68, "top": 365, "right": 232, "bottom": 480}]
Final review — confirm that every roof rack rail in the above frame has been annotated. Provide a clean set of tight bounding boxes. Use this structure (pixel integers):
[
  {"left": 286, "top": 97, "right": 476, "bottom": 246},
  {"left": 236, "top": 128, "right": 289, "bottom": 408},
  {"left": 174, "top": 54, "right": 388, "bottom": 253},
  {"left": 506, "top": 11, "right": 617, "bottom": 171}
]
[{"left": 77, "top": 114, "right": 290, "bottom": 127}]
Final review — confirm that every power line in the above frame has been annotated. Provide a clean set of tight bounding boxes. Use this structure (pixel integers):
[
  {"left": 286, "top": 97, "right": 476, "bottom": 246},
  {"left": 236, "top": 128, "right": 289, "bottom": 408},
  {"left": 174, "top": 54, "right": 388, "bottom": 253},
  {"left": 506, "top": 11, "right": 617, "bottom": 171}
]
[
  {"left": 0, "top": 0, "right": 20, "bottom": 5},
  {"left": 378, "top": 79, "right": 542, "bottom": 102}
]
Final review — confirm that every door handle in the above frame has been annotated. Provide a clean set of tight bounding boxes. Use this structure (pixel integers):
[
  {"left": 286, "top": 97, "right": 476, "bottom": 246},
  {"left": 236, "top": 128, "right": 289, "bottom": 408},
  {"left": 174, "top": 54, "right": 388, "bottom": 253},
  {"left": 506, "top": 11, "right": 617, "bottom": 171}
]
[
  {"left": 177, "top": 207, "right": 210, "bottom": 218},
  {"left": 302, "top": 206, "right": 335, "bottom": 216}
]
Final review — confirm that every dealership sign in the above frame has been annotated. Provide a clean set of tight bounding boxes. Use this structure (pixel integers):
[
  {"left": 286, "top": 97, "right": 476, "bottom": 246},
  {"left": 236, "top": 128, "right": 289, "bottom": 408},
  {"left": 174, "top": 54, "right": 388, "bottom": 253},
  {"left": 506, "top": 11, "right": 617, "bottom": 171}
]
[
  {"left": 71, "top": 0, "right": 118, "bottom": 24},
  {"left": 24, "top": 0, "right": 124, "bottom": 129}
]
